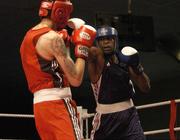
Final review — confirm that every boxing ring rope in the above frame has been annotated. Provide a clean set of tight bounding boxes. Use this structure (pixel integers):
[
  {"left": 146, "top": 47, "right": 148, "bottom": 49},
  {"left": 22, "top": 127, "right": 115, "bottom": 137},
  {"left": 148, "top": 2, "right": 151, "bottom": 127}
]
[
  {"left": 144, "top": 127, "right": 180, "bottom": 135},
  {"left": 0, "top": 113, "right": 34, "bottom": 118},
  {"left": 0, "top": 99, "right": 180, "bottom": 140},
  {"left": 136, "top": 99, "right": 180, "bottom": 139},
  {"left": 136, "top": 99, "right": 180, "bottom": 110}
]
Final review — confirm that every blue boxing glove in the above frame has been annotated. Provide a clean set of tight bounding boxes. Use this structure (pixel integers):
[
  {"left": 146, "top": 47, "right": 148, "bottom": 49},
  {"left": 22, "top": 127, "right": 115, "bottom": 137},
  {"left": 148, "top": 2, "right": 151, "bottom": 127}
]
[{"left": 119, "top": 46, "right": 144, "bottom": 75}]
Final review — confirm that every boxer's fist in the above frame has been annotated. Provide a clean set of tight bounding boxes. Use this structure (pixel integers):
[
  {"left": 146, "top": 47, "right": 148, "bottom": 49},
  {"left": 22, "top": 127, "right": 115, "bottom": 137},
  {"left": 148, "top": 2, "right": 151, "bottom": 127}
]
[
  {"left": 72, "top": 25, "right": 96, "bottom": 59},
  {"left": 67, "top": 18, "right": 85, "bottom": 29},
  {"left": 119, "top": 46, "right": 139, "bottom": 65},
  {"left": 57, "top": 29, "right": 71, "bottom": 48},
  {"left": 119, "top": 46, "right": 144, "bottom": 74}
]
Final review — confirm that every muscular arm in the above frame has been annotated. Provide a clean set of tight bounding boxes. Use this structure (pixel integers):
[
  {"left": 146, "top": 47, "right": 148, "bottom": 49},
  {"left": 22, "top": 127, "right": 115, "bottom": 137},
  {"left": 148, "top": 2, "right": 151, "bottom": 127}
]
[
  {"left": 87, "top": 47, "right": 104, "bottom": 83},
  {"left": 128, "top": 66, "right": 151, "bottom": 93},
  {"left": 36, "top": 31, "right": 85, "bottom": 87}
]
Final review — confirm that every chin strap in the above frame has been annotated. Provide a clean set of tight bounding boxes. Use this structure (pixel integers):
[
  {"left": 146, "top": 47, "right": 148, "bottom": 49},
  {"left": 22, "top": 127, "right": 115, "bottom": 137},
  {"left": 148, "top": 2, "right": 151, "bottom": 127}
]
[{"left": 104, "top": 51, "right": 119, "bottom": 64}]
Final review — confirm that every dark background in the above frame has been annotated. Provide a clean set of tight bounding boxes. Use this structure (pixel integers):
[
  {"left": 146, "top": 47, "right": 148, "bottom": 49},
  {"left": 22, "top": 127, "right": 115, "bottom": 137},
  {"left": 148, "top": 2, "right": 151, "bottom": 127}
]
[{"left": 0, "top": 0, "right": 180, "bottom": 139}]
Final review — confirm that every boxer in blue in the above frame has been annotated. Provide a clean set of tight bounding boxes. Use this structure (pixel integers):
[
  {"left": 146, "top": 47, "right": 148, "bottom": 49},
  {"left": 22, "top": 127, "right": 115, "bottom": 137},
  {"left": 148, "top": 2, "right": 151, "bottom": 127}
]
[{"left": 88, "top": 26, "right": 151, "bottom": 140}]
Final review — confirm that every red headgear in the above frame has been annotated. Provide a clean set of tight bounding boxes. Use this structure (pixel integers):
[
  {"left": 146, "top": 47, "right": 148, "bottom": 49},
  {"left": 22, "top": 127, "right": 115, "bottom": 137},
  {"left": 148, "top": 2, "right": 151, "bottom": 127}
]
[{"left": 39, "top": 0, "right": 73, "bottom": 29}]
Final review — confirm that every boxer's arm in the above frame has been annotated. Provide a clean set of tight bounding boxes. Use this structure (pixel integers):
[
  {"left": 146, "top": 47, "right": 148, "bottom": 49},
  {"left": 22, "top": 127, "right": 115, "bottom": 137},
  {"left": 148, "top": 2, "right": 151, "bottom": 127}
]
[
  {"left": 129, "top": 67, "right": 151, "bottom": 93},
  {"left": 36, "top": 31, "right": 85, "bottom": 87},
  {"left": 119, "top": 46, "right": 151, "bottom": 93},
  {"left": 87, "top": 46, "right": 104, "bottom": 83}
]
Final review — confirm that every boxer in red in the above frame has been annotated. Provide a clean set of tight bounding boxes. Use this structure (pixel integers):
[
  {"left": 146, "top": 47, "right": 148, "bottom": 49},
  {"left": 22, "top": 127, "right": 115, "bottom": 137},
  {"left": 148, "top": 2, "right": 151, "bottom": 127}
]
[{"left": 20, "top": 0, "right": 96, "bottom": 139}]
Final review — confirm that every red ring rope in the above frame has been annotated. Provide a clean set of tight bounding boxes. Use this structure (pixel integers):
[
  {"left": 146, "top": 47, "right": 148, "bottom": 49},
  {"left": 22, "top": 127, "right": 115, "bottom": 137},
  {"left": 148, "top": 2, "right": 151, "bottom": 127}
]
[{"left": 169, "top": 100, "right": 177, "bottom": 140}]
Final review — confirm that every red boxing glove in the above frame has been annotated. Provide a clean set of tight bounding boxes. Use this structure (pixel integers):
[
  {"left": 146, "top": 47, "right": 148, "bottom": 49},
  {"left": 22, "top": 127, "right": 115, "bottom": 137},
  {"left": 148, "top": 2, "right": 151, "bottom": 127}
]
[
  {"left": 57, "top": 29, "right": 71, "bottom": 48},
  {"left": 71, "top": 25, "right": 97, "bottom": 59}
]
